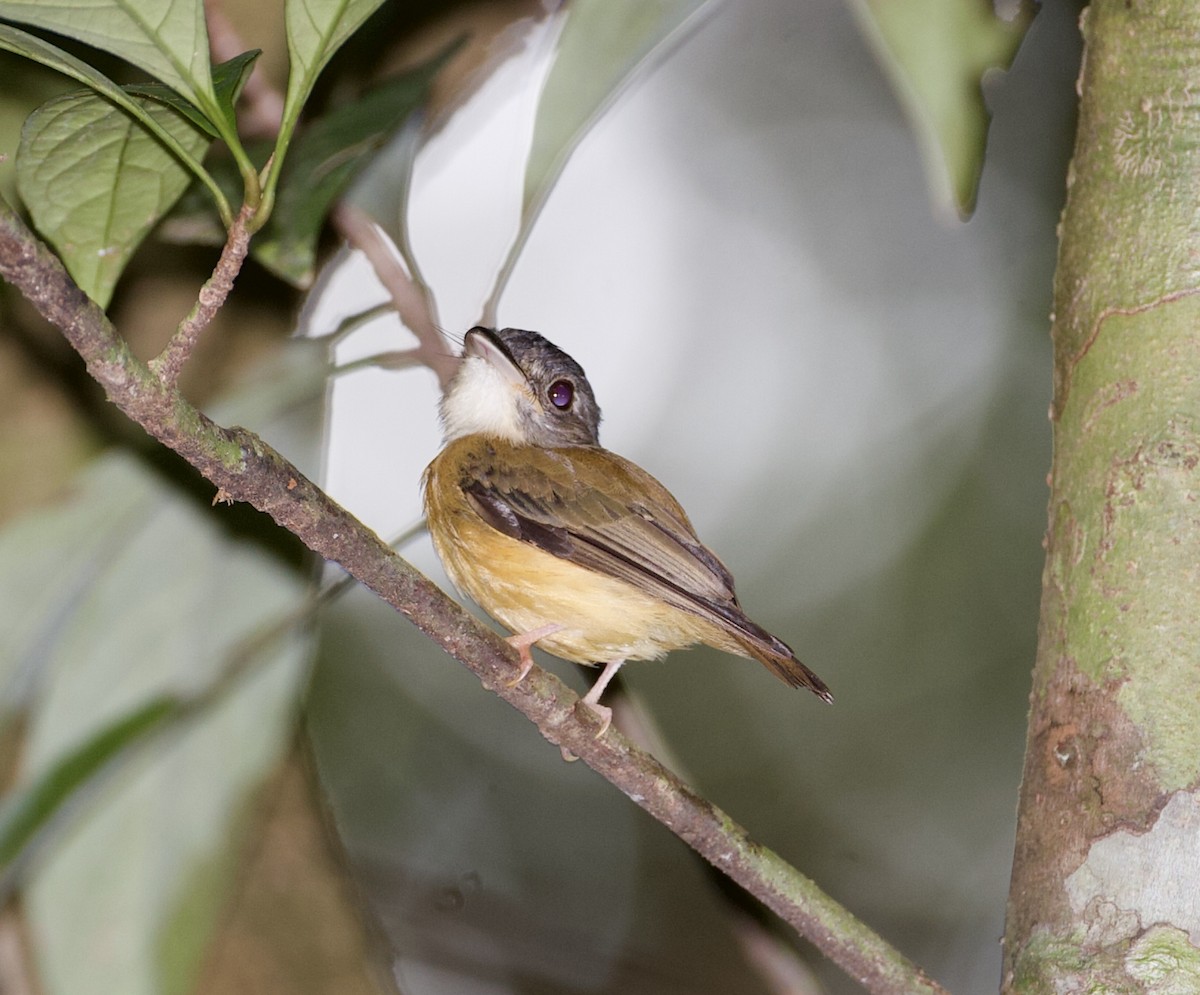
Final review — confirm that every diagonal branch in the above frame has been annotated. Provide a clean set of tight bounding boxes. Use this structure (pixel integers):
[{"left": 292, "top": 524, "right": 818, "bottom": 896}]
[{"left": 0, "top": 198, "right": 947, "bottom": 995}]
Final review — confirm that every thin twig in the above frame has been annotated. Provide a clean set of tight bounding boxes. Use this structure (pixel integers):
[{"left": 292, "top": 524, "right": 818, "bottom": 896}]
[
  {"left": 308, "top": 302, "right": 397, "bottom": 347},
  {"left": 149, "top": 204, "right": 254, "bottom": 387},
  {"left": 331, "top": 348, "right": 429, "bottom": 378},
  {"left": 331, "top": 203, "right": 459, "bottom": 389},
  {"left": 0, "top": 201, "right": 948, "bottom": 995}
]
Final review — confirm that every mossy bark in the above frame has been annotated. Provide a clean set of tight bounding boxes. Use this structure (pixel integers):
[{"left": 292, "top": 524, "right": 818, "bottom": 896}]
[{"left": 1004, "top": 2, "right": 1200, "bottom": 989}]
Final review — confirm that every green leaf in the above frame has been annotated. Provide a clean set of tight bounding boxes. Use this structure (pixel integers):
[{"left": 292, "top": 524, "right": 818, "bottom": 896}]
[
  {"left": 17, "top": 89, "right": 212, "bottom": 308},
  {"left": 212, "top": 48, "right": 262, "bottom": 127},
  {"left": 0, "top": 697, "right": 178, "bottom": 886},
  {"left": 126, "top": 50, "right": 262, "bottom": 139},
  {"left": 525, "top": 0, "right": 711, "bottom": 217},
  {"left": 121, "top": 81, "right": 219, "bottom": 136},
  {"left": 0, "top": 51, "right": 71, "bottom": 205},
  {"left": 850, "top": 0, "right": 1033, "bottom": 218},
  {"left": 282, "top": 0, "right": 387, "bottom": 113},
  {"left": 256, "top": 52, "right": 451, "bottom": 286},
  {"left": 269, "top": 0, "right": 387, "bottom": 209},
  {"left": 486, "top": 0, "right": 715, "bottom": 314},
  {"left": 2, "top": 342, "right": 325, "bottom": 995},
  {"left": 0, "top": 457, "right": 150, "bottom": 720},
  {"left": 0, "top": 23, "right": 231, "bottom": 224},
  {"left": 0, "top": 0, "right": 217, "bottom": 111}
]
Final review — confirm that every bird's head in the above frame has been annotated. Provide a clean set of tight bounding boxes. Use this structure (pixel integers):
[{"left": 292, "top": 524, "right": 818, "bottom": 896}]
[{"left": 440, "top": 326, "right": 602, "bottom": 447}]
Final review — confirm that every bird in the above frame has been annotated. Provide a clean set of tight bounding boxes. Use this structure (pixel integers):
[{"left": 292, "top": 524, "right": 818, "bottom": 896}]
[{"left": 422, "top": 326, "right": 831, "bottom": 733}]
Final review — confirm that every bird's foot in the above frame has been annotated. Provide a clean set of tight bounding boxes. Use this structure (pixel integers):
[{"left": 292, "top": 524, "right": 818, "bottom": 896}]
[
  {"left": 559, "top": 660, "right": 625, "bottom": 760},
  {"left": 560, "top": 698, "right": 612, "bottom": 761},
  {"left": 576, "top": 659, "right": 624, "bottom": 738},
  {"left": 578, "top": 700, "right": 613, "bottom": 738},
  {"left": 503, "top": 623, "right": 564, "bottom": 687}
]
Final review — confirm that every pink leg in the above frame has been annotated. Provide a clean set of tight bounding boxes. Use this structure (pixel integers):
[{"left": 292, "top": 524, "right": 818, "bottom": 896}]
[
  {"left": 578, "top": 659, "right": 625, "bottom": 737},
  {"left": 503, "top": 623, "right": 565, "bottom": 687}
]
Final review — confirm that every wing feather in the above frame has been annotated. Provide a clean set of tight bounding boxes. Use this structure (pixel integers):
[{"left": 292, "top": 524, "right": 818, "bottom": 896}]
[
  {"left": 457, "top": 441, "right": 831, "bottom": 701},
  {"left": 462, "top": 445, "right": 761, "bottom": 648}
]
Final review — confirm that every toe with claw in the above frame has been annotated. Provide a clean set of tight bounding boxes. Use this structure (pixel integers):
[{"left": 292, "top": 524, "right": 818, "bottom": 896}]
[{"left": 503, "top": 623, "right": 564, "bottom": 687}]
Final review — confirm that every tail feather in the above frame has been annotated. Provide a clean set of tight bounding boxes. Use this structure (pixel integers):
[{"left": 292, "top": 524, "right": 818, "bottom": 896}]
[
  {"left": 731, "top": 616, "right": 833, "bottom": 703},
  {"left": 682, "top": 589, "right": 832, "bottom": 702},
  {"left": 751, "top": 641, "right": 833, "bottom": 702}
]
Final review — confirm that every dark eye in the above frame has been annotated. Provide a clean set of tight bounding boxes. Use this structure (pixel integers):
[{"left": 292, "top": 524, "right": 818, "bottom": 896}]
[{"left": 548, "top": 379, "right": 574, "bottom": 410}]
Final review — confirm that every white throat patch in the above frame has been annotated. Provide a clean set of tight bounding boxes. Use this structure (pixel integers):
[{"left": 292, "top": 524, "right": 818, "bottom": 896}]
[{"left": 440, "top": 357, "right": 527, "bottom": 443}]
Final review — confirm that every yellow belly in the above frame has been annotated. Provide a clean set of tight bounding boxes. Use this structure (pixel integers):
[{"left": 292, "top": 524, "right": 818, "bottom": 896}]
[{"left": 424, "top": 446, "right": 721, "bottom": 665}]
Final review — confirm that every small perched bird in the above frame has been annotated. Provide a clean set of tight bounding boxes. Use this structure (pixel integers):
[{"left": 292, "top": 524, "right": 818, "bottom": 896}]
[{"left": 423, "top": 326, "right": 831, "bottom": 731}]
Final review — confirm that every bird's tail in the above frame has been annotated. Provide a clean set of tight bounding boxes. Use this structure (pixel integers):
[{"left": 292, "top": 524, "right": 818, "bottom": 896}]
[{"left": 732, "top": 617, "right": 833, "bottom": 703}]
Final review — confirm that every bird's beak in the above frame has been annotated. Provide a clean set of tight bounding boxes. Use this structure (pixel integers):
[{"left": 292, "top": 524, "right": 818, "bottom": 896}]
[{"left": 463, "top": 327, "right": 526, "bottom": 387}]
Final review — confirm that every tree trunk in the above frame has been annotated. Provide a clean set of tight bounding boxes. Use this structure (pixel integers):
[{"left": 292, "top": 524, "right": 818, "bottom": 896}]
[{"left": 1004, "top": 2, "right": 1200, "bottom": 989}]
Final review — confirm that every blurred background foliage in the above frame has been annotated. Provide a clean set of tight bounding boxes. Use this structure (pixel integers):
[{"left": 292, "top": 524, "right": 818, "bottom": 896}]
[{"left": 0, "top": 0, "right": 1081, "bottom": 993}]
